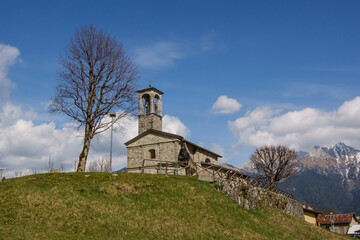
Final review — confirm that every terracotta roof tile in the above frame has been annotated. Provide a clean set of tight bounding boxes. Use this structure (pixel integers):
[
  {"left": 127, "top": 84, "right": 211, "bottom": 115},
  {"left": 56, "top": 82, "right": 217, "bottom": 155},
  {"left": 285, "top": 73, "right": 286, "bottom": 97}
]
[{"left": 317, "top": 213, "right": 355, "bottom": 225}]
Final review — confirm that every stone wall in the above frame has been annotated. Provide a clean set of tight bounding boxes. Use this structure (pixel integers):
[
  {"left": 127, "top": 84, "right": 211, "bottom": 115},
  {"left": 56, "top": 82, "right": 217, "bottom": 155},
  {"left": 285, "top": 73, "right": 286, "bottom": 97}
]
[
  {"left": 138, "top": 114, "right": 162, "bottom": 134},
  {"left": 216, "top": 177, "right": 304, "bottom": 219},
  {"left": 126, "top": 131, "right": 219, "bottom": 175}
]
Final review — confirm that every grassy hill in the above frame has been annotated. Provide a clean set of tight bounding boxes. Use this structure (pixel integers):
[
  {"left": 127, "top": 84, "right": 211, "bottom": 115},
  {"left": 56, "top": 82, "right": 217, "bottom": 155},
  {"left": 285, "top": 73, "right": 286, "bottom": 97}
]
[{"left": 0, "top": 173, "right": 348, "bottom": 240}]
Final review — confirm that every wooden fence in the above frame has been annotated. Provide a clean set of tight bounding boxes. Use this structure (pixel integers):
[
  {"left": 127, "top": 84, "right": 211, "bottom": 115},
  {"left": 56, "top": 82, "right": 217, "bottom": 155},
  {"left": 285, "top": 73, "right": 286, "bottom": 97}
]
[{"left": 128, "top": 159, "right": 295, "bottom": 200}]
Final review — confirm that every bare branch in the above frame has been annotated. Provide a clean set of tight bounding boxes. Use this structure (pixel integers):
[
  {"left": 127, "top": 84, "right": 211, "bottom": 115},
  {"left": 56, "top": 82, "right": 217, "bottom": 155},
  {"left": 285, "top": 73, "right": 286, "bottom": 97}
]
[
  {"left": 250, "top": 145, "right": 298, "bottom": 191},
  {"left": 49, "top": 25, "right": 138, "bottom": 172},
  {"left": 87, "top": 157, "right": 111, "bottom": 172}
]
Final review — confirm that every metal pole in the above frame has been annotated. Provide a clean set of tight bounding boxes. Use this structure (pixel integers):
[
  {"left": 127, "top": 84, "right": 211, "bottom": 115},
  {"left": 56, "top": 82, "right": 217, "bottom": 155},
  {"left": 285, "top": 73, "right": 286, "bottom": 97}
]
[
  {"left": 330, "top": 212, "right": 334, "bottom": 231},
  {"left": 109, "top": 112, "right": 116, "bottom": 172},
  {"left": 110, "top": 119, "right": 113, "bottom": 172}
]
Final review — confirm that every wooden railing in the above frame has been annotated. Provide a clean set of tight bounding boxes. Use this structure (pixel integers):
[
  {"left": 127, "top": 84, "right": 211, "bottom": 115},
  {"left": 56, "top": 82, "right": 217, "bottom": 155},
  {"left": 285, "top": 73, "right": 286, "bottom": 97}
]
[
  {"left": 197, "top": 162, "right": 295, "bottom": 199},
  {"left": 126, "top": 159, "right": 187, "bottom": 176},
  {"left": 129, "top": 159, "right": 295, "bottom": 200}
]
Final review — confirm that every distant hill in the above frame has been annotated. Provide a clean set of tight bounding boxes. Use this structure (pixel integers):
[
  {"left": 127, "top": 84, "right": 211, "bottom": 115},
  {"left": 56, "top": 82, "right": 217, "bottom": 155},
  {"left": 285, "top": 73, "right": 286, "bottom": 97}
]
[
  {"left": 0, "top": 173, "right": 347, "bottom": 239},
  {"left": 239, "top": 142, "right": 360, "bottom": 215}
]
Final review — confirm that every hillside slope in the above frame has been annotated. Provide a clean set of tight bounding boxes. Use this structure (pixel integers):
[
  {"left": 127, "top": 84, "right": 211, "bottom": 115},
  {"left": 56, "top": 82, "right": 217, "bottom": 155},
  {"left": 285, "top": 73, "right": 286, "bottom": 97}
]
[
  {"left": 0, "top": 173, "right": 348, "bottom": 240},
  {"left": 241, "top": 142, "right": 360, "bottom": 214}
]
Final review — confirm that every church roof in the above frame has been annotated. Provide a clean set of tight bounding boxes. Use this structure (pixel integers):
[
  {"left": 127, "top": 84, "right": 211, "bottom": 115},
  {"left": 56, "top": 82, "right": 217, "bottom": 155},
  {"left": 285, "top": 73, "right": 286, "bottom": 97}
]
[
  {"left": 303, "top": 207, "right": 321, "bottom": 215},
  {"left": 124, "top": 129, "right": 222, "bottom": 158},
  {"left": 137, "top": 86, "right": 164, "bottom": 95}
]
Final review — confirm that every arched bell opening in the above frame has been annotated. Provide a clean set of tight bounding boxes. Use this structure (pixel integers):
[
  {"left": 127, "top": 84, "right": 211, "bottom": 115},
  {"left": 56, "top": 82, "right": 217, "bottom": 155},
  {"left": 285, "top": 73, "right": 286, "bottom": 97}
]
[
  {"left": 142, "top": 94, "right": 150, "bottom": 114},
  {"left": 154, "top": 95, "right": 159, "bottom": 115}
]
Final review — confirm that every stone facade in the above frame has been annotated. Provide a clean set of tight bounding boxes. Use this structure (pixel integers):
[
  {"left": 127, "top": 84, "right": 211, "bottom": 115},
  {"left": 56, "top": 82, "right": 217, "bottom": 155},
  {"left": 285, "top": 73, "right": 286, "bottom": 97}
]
[
  {"left": 138, "top": 114, "right": 162, "bottom": 135},
  {"left": 126, "top": 86, "right": 222, "bottom": 175},
  {"left": 216, "top": 177, "right": 304, "bottom": 219},
  {"left": 125, "top": 129, "right": 221, "bottom": 174},
  {"left": 137, "top": 87, "right": 163, "bottom": 134},
  {"left": 126, "top": 131, "right": 181, "bottom": 174}
]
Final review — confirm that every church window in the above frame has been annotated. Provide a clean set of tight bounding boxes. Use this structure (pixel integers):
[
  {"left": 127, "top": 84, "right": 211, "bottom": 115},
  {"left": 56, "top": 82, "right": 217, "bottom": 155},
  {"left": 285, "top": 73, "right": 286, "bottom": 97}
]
[
  {"left": 205, "top": 158, "right": 211, "bottom": 163},
  {"left": 149, "top": 149, "right": 156, "bottom": 159}
]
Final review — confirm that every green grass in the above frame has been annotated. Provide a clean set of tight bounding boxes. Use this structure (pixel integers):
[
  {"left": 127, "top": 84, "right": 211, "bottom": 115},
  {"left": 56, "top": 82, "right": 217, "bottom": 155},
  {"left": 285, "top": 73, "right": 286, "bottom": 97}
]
[{"left": 0, "top": 173, "right": 348, "bottom": 240}]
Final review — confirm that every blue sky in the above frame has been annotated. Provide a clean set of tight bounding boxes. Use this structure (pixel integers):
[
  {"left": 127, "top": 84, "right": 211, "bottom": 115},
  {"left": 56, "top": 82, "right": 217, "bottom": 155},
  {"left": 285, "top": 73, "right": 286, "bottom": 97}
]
[{"left": 1, "top": 0, "right": 360, "bottom": 175}]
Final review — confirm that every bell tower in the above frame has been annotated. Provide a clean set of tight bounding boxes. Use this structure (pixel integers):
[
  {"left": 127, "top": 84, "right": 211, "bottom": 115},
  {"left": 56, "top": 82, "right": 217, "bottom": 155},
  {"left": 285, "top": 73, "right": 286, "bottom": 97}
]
[{"left": 137, "top": 85, "right": 163, "bottom": 135}]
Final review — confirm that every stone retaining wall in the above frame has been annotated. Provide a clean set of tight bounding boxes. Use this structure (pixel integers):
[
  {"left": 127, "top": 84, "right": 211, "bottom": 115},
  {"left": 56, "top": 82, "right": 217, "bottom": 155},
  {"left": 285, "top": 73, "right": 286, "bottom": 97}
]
[{"left": 216, "top": 177, "right": 304, "bottom": 219}]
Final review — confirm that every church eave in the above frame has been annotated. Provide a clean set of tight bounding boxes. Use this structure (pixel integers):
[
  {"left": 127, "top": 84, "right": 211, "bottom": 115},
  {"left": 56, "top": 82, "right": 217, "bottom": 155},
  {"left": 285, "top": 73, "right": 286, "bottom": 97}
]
[
  {"left": 124, "top": 129, "right": 182, "bottom": 146},
  {"left": 137, "top": 87, "right": 164, "bottom": 95},
  {"left": 183, "top": 139, "right": 222, "bottom": 158},
  {"left": 124, "top": 129, "right": 222, "bottom": 158}
]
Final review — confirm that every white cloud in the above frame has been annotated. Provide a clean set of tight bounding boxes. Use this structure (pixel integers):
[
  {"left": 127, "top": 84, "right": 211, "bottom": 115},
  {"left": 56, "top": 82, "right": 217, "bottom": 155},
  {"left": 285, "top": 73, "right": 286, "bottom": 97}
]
[
  {"left": 0, "top": 104, "right": 139, "bottom": 177},
  {"left": 0, "top": 103, "right": 191, "bottom": 177},
  {"left": 210, "top": 143, "right": 224, "bottom": 156},
  {"left": 0, "top": 44, "right": 20, "bottom": 99},
  {"left": 0, "top": 103, "right": 37, "bottom": 128},
  {"left": 0, "top": 43, "right": 193, "bottom": 177},
  {"left": 163, "top": 114, "right": 190, "bottom": 138},
  {"left": 0, "top": 108, "right": 83, "bottom": 175},
  {"left": 210, "top": 143, "right": 227, "bottom": 162},
  {"left": 134, "top": 42, "right": 183, "bottom": 69},
  {"left": 212, "top": 95, "right": 242, "bottom": 114},
  {"left": 229, "top": 96, "right": 360, "bottom": 151}
]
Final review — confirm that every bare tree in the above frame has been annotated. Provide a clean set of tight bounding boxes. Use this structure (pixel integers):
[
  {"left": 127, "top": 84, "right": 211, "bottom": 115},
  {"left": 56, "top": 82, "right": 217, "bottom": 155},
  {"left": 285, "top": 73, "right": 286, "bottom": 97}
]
[
  {"left": 47, "top": 156, "right": 54, "bottom": 173},
  {"left": 31, "top": 167, "right": 38, "bottom": 175},
  {"left": 98, "top": 157, "right": 111, "bottom": 172},
  {"left": 87, "top": 157, "right": 111, "bottom": 172},
  {"left": 250, "top": 145, "right": 298, "bottom": 191},
  {"left": 73, "top": 158, "right": 77, "bottom": 172},
  {"left": 14, "top": 171, "right": 23, "bottom": 178},
  {"left": 87, "top": 159, "right": 99, "bottom": 172},
  {"left": 49, "top": 25, "right": 138, "bottom": 172},
  {"left": 59, "top": 162, "right": 65, "bottom": 172},
  {"left": 0, "top": 153, "right": 5, "bottom": 181}
]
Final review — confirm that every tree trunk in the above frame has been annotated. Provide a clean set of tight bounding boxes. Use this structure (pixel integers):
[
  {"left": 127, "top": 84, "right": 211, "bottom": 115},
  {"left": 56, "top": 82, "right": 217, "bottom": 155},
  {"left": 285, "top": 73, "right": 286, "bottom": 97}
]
[
  {"left": 270, "top": 176, "right": 275, "bottom": 191},
  {"left": 77, "top": 123, "right": 92, "bottom": 172},
  {"left": 269, "top": 164, "right": 275, "bottom": 191}
]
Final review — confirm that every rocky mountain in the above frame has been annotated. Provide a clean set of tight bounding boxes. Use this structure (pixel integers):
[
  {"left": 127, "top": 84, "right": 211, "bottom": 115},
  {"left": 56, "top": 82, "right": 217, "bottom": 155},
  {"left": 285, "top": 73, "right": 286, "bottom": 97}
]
[
  {"left": 281, "top": 142, "right": 360, "bottom": 215},
  {"left": 240, "top": 142, "right": 360, "bottom": 214},
  {"left": 298, "top": 142, "right": 360, "bottom": 188}
]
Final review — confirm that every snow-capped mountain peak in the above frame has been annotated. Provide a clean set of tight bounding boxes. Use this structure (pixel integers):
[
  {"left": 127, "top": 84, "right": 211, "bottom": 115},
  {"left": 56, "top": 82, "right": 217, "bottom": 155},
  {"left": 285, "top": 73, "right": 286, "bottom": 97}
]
[
  {"left": 300, "top": 142, "right": 360, "bottom": 188},
  {"left": 329, "top": 142, "right": 358, "bottom": 158},
  {"left": 279, "top": 142, "right": 360, "bottom": 215}
]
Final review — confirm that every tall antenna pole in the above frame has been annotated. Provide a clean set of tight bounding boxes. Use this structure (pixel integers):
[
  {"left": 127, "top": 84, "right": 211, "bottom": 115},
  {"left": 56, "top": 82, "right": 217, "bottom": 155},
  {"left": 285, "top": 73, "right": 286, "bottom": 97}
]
[{"left": 109, "top": 112, "right": 116, "bottom": 172}]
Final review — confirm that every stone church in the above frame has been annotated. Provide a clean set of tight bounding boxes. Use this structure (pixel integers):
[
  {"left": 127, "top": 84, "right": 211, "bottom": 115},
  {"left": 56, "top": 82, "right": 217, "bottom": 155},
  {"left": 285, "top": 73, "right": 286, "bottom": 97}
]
[{"left": 125, "top": 86, "right": 222, "bottom": 176}]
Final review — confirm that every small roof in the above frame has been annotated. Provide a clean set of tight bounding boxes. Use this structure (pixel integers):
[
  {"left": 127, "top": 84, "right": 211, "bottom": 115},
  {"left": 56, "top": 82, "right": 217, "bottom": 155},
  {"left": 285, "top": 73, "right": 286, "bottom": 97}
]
[
  {"left": 303, "top": 208, "right": 321, "bottom": 215},
  {"left": 317, "top": 213, "right": 356, "bottom": 225},
  {"left": 125, "top": 128, "right": 222, "bottom": 158},
  {"left": 137, "top": 85, "right": 164, "bottom": 95},
  {"left": 347, "top": 225, "right": 360, "bottom": 235}
]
